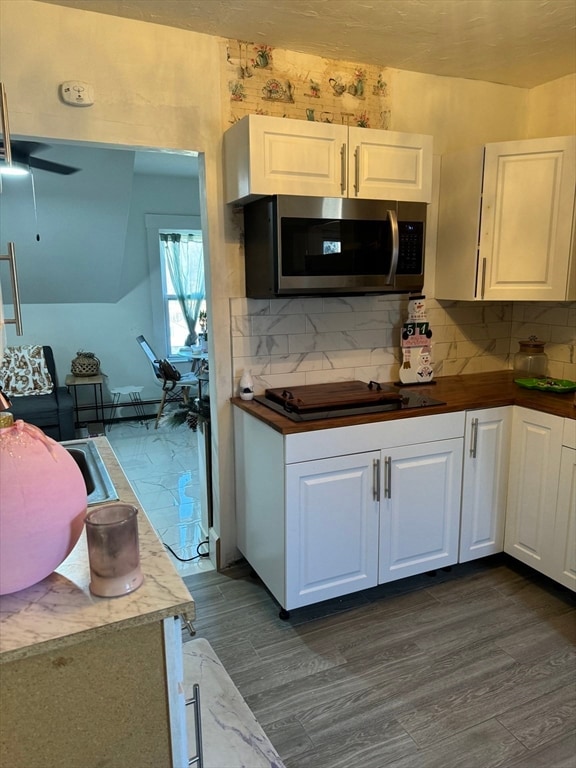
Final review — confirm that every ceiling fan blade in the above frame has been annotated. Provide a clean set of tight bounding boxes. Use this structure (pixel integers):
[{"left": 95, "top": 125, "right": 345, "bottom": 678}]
[
  {"left": 12, "top": 140, "right": 50, "bottom": 155},
  {"left": 1, "top": 139, "right": 80, "bottom": 174},
  {"left": 29, "top": 157, "right": 80, "bottom": 175}
]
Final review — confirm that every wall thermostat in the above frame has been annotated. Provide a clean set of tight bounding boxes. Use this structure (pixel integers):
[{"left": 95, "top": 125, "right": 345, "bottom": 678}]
[{"left": 59, "top": 81, "right": 95, "bottom": 107}]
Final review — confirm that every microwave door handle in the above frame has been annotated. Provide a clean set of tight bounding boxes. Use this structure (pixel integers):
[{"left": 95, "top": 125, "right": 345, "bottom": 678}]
[{"left": 386, "top": 209, "right": 399, "bottom": 284}]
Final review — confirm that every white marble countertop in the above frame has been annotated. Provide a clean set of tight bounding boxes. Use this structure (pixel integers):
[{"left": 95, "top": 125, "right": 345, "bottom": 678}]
[{"left": 0, "top": 437, "right": 195, "bottom": 664}]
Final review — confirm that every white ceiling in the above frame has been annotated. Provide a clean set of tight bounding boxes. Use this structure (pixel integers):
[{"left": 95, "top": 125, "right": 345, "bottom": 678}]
[{"left": 38, "top": 0, "right": 576, "bottom": 89}]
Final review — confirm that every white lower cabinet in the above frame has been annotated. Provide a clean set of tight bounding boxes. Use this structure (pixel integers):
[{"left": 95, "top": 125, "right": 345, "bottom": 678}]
[
  {"left": 285, "top": 452, "right": 380, "bottom": 608},
  {"left": 505, "top": 407, "right": 562, "bottom": 571},
  {"left": 378, "top": 438, "right": 463, "bottom": 582},
  {"left": 552, "top": 443, "right": 576, "bottom": 590},
  {"left": 163, "top": 616, "right": 192, "bottom": 767},
  {"left": 284, "top": 436, "right": 464, "bottom": 607},
  {"left": 234, "top": 409, "right": 465, "bottom": 612},
  {"left": 504, "top": 407, "right": 576, "bottom": 591},
  {"left": 459, "top": 407, "right": 511, "bottom": 562},
  {"left": 235, "top": 404, "right": 575, "bottom": 615}
]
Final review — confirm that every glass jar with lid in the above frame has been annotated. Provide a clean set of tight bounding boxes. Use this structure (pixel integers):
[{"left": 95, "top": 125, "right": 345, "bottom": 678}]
[{"left": 513, "top": 337, "right": 548, "bottom": 378}]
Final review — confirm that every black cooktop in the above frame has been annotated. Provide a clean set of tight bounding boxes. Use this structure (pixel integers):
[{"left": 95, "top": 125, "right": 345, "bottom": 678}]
[{"left": 254, "top": 385, "right": 446, "bottom": 422}]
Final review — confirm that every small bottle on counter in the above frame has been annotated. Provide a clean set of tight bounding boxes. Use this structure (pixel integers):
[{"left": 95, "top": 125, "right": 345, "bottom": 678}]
[{"left": 239, "top": 370, "right": 254, "bottom": 400}]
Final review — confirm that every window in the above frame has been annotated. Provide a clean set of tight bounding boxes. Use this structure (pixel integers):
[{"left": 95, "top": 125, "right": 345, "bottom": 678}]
[{"left": 159, "top": 231, "right": 205, "bottom": 356}]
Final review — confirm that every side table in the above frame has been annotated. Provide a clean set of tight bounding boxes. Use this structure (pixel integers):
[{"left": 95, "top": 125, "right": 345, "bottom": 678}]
[
  {"left": 108, "top": 386, "right": 147, "bottom": 431},
  {"left": 65, "top": 374, "right": 106, "bottom": 429}
]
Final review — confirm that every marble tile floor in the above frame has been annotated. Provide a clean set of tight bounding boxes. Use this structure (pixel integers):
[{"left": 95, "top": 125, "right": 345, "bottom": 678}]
[{"left": 106, "top": 418, "right": 214, "bottom": 579}]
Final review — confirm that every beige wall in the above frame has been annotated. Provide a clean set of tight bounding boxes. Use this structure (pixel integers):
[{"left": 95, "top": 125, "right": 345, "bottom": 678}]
[
  {"left": 391, "top": 69, "right": 528, "bottom": 151},
  {"left": 527, "top": 74, "right": 576, "bottom": 138},
  {"left": 2, "top": 1, "right": 575, "bottom": 565}
]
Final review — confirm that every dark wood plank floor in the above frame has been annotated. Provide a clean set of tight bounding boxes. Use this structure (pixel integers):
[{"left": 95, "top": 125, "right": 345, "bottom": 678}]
[{"left": 183, "top": 555, "right": 576, "bottom": 768}]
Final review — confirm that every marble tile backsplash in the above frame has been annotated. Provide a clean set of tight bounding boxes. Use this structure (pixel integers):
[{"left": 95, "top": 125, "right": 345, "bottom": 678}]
[{"left": 230, "top": 297, "right": 576, "bottom": 395}]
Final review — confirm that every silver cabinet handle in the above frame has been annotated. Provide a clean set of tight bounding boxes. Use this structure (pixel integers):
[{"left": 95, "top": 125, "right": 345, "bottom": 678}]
[
  {"left": 480, "top": 257, "right": 487, "bottom": 299},
  {"left": 181, "top": 612, "right": 196, "bottom": 637},
  {"left": 0, "top": 242, "right": 23, "bottom": 335},
  {"left": 386, "top": 209, "right": 399, "bottom": 285},
  {"left": 373, "top": 458, "right": 380, "bottom": 501},
  {"left": 354, "top": 145, "right": 360, "bottom": 196},
  {"left": 384, "top": 456, "right": 392, "bottom": 499},
  {"left": 340, "top": 143, "right": 347, "bottom": 195},
  {"left": 185, "top": 683, "right": 204, "bottom": 767},
  {"left": 469, "top": 417, "right": 479, "bottom": 459}
]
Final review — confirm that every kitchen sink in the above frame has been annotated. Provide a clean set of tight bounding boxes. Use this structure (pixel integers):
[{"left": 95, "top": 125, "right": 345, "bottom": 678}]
[{"left": 61, "top": 439, "right": 118, "bottom": 506}]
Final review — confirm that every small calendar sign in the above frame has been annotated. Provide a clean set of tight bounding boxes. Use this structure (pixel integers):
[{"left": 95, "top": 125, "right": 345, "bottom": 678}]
[
  {"left": 399, "top": 295, "right": 434, "bottom": 384},
  {"left": 402, "top": 321, "right": 432, "bottom": 347}
]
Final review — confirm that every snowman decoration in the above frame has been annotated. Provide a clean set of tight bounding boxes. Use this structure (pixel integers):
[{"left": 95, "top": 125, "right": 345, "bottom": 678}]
[{"left": 399, "top": 295, "right": 434, "bottom": 385}]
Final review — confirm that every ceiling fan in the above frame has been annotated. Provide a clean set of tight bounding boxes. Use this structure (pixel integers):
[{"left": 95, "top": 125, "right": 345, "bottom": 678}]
[{"left": 1, "top": 140, "right": 80, "bottom": 175}]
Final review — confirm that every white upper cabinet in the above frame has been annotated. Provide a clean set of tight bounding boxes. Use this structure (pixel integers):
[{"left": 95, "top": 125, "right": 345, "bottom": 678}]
[
  {"left": 436, "top": 135, "right": 576, "bottom": 301},
  {"left": 348, "top": 126, "right": 432, "bottom": 203},
  {"left": 224, "top": 114, "right": 433, "bottom": 204}
]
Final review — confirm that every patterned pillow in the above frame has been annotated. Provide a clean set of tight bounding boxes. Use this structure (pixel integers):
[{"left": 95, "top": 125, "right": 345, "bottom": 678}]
[{"left": 1, "top": 345, "right": 54, "bottom": 397}]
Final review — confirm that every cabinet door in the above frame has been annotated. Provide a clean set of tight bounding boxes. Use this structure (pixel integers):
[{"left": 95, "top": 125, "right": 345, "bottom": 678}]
[
  {"left": 435, "top": 146, "right": 485, "bottom": 300},
  {"left": 224, "top": 115, "right": 347, "bottom": 202},
  {"left": 163, "top": 617, "right": 189, "bottom": 768},
  {"left": 551, "top": 446, "right": 576, "bottom": 591},
  {"left": 460, "top": 408, "right": 511, "bottom": 562},
  {"left": 505, "top": 408, "right": 563, "bottom": 573},
  {"left": 285, "top": 452, "right": 380, "bottom": 609},
  {"left": 480, "top": 136, "right": 576, "bottom": 301},
  {"left": 349, "top": 127, "right": 433, "bottom": 202},
  {"left": 378, "top": 438, "right": 463, "bottom": 583},
  {"left": 224, "top": 115, "right": 433, "bottom": 203}
]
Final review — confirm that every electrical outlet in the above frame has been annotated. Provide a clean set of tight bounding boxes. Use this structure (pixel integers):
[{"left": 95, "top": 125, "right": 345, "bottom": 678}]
[{"left": 60, "top": 81, "right": 94, "bottom": 107}]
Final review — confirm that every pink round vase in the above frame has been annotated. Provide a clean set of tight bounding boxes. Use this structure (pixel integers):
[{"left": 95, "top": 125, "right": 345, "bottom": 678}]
[{"left": 0, "top": 420, "right": 87, "bottom": 595}]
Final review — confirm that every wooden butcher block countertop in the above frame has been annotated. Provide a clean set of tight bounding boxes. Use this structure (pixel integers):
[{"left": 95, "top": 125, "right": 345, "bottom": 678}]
[{"left": 232, "top": 370, "right": 576, "bottom": 435}]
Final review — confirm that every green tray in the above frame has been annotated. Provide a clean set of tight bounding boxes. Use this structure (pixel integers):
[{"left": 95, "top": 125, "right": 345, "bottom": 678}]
[{"left": 514, "top": 377, "right": 576, "bottom": 393}]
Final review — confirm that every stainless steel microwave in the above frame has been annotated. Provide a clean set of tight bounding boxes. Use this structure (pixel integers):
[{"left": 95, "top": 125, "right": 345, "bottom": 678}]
[{"left": 242, "top": 195, "right": 426, "bottom": 298}]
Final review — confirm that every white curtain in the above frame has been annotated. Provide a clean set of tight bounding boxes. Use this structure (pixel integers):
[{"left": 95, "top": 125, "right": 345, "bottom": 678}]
[{"left": 160, "top": 233, "right": 205, "bottom": 346}]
